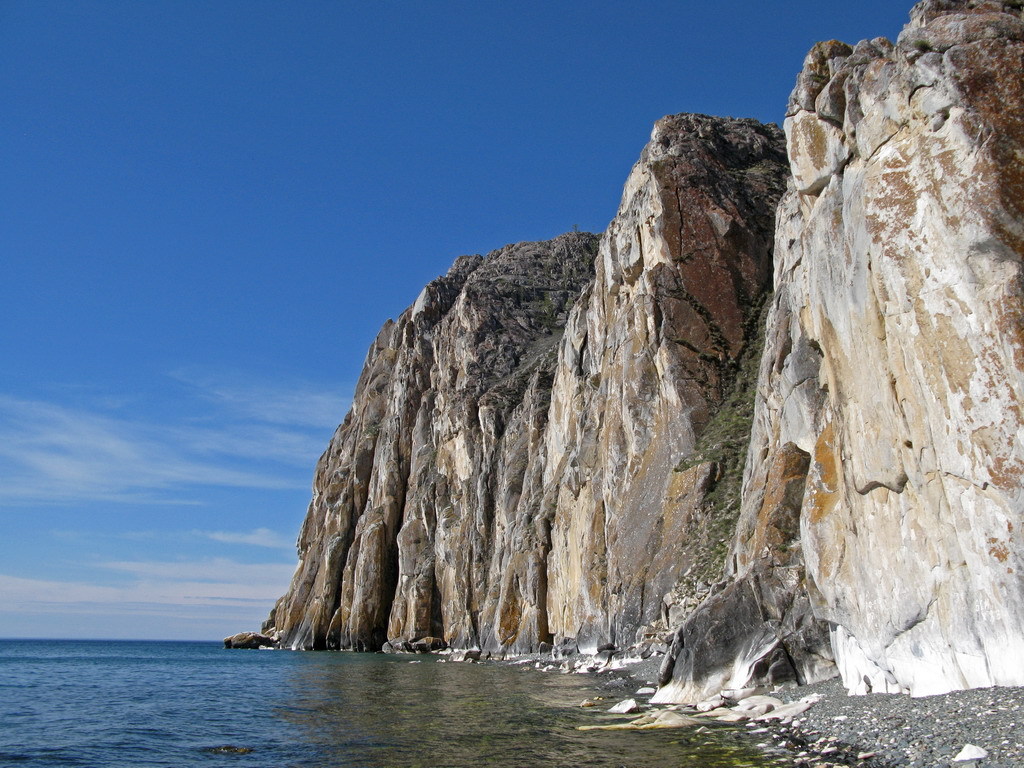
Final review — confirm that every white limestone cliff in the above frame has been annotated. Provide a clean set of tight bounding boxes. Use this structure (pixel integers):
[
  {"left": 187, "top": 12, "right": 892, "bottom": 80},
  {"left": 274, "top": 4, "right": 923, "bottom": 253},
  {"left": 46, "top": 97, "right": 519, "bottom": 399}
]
[{"left": 740, "top": 0, "right": 1024, "bottom": 696}]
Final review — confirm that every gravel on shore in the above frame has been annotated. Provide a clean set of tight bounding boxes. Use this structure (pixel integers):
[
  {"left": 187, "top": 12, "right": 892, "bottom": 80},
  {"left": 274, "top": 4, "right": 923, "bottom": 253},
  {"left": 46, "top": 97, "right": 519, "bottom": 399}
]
[
  {"left": 762, "top": 676, "right": 1024, "bottom": 768},
  {"left": 516, "top": 653, "right": 1024, "bottom": 768}
]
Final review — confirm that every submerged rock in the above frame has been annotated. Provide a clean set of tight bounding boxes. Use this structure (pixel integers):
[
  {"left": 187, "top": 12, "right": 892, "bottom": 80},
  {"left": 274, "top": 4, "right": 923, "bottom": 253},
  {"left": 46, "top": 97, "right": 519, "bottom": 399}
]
[
  {"left": 579, "top": 709, "right": 703, "bottom": 731},
  {"left": 607, "top": 698, "right": 641, "bottom": 714}
]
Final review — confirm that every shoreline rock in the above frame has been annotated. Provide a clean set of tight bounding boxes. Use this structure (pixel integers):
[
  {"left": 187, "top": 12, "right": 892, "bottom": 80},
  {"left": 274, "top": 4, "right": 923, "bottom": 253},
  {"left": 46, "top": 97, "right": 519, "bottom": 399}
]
[
  {"left": 491, "top": 647, "right": 1024, "bottom": 767},
  {"left": 221, "top": 639, "right": 1024, "bottom": 766},
  {"left": 223, "top": 631, "right": 277, "bottom": 649}
]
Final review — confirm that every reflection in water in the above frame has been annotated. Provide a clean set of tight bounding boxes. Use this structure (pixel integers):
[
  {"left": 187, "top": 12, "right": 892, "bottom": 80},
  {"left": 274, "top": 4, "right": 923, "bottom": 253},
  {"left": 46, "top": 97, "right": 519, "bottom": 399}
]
[{"left": 276, "top": 654, "right": 787, "bottom": 768}]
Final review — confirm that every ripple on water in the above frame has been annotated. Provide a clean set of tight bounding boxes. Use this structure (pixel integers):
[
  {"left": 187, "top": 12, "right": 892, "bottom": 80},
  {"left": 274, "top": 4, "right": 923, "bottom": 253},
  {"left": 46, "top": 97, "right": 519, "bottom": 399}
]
[{"left": 0, "top": 640, "right": 787, "bottom": 767}]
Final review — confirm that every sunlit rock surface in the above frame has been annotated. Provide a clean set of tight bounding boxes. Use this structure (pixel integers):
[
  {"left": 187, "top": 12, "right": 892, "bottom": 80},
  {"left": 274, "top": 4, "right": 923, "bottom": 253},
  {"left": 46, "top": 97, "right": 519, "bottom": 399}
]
[
  {"left": 737, "top": 0, "right": 1024, "bottom": 697},
  {"left": 541, "top": 114, "right": 786, "bottom": 652},
  {"left": 267, "top": 114, "right": 788, "bottom": 653},
  {"left": 266, "top": 234, "right": 598, "bottom": 650}
]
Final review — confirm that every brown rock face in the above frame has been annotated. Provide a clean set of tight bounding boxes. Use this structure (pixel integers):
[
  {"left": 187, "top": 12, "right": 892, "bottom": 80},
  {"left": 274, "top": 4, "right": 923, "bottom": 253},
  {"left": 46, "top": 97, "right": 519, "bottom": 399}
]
[
  {"left": 543, "top": 115, "right": 787, "bottom": 651},
  {"left": 267, "top": 114, "right": 788, "bottom": 653}
]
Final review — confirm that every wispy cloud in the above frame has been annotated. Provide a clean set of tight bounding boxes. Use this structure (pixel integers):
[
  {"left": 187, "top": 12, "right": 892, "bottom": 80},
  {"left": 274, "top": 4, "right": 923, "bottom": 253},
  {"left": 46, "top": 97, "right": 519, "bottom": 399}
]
[
  {"left": 0, "top": 372, "right": 334, "bottom": 637},
  {"left": 97, "top": 557, "right": 296, "bottom": 586},
  {"left": 0, "top": 556, "right": 296, "bottom": 614},
  {"left": 169, "top": 368, "right": 350, "bottom": 429},
  {"left": 0, "top": 395, "right": 298, "bottom": 503},
  {"left": 167, "top": 421, "right": 330, "bottom": 467},
  {"left": 196, "top": 527, "right": 295, "bottom": 549},
  {"left": 0, "top": 372, "right": 349, "bottom": 506}
]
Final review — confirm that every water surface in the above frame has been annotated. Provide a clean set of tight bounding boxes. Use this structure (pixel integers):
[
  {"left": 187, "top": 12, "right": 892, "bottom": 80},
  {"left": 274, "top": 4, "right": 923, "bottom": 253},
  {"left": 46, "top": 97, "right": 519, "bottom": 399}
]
[{"left": 0, "top": 640, "right": 789, "bottom": 767}]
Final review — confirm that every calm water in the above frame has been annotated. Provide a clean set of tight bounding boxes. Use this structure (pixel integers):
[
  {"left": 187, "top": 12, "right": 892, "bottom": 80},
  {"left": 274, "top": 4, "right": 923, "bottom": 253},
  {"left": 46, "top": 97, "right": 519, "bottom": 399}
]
[{"left": 0, "top": 640, "right": 789, "bottom": 767}]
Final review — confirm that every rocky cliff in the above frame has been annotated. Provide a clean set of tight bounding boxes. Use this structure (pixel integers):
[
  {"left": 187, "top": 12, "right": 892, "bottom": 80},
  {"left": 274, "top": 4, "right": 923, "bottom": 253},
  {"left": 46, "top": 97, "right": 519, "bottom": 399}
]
[
  {"left": 659, "top": 0, "right": 1024, "bottom": 701},
  {"left": 267, "top": 233, "right": 599, "bottom": 650},
  {"left": 267, "top": 114, "right": 788, "bottom": 653},
  {"left": 539, "top": 114, "right": 786, "bottom": 653},
  {"left": 765, "top": 0, "right": 1024, "bottom": 697},
  {"left": 267, "top": 0, "right": 1024, "bottom": 705}
]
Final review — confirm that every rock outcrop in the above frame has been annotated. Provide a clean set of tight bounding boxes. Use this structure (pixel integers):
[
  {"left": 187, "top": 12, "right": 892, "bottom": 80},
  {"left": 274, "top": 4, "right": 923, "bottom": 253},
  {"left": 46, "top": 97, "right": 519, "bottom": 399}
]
[
  {"left": 659, "top": 0, "right": 1024, "bottom": 701},
  {"left": 266, "top": 114, "right": 788, "bottom": 654},
  {"left": 541, "top": 115, "right": 786, "bottom": 651},
  {"left": 223, "top": 631, "right": 276, "bottom": 649}
]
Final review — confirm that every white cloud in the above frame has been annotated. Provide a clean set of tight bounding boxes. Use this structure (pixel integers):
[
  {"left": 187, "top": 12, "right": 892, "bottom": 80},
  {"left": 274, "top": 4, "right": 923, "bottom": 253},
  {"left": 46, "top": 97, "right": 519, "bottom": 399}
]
[
  {"left": 0, "top": 371, "right": 349, "bottom": 505},
  {"left": 0, "top": 557, "right": 297, "bottom": 614},
  {"left": 0, "top": 371, "right": 332, "bottom": 636},
  {"left": 197, "top": 527, "right": 294, "bottom": 549},
  {"left": 168, "top": 368, "right": 350, "bottom": 429}
]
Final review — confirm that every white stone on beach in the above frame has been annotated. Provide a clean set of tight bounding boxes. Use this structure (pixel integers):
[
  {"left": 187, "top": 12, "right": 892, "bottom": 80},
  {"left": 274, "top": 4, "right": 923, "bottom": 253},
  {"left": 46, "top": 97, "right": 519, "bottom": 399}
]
[
  {"left": 608, "top": 698, "right": 641, "bottom": 714},
  {"left": 755, "top": 700, "right": 812, "bottom": 721},
  {"left": 734, "top": 695, "right": 784, "bottom": 711},
  {"left": 953, "top": 744, "right": 989, "bottom": 762},
  {"left": 696, "top": 695, "right": 726, "bottom": 711},
  {"left": 722, "top": 687, "right": 762, "bottom": 702}
]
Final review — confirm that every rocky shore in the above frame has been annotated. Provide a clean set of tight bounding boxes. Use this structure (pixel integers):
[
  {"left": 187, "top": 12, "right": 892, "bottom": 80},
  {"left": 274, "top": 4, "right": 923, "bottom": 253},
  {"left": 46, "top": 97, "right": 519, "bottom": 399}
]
[
  {"left": 225, "top": 635, "right": 1023, "bottom": 766},
  {"left": 766, "top": 677, "right": 1024, "bottom": 768},
  {"left": 484, "top": 651, "right": 1024, "bottom": 768}
]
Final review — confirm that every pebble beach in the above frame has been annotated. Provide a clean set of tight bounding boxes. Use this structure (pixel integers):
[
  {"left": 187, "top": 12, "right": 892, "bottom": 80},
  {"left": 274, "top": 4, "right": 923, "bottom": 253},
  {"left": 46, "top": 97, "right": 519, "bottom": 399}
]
[
  {"left": 763, "top": 676, "right": 1024, "bottom": 768},
  {"left": 529, "top": 653, "right": 1024, "bottom": 768}
]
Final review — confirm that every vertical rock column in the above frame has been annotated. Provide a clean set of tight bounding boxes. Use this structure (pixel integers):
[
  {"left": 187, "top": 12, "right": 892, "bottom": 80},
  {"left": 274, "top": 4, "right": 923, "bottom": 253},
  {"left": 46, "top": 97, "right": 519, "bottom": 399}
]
[
  {"left": 266, "top": 256, "right": 481, "bottom": 649},
  {"left": 267, "top": 236, "right": 600, "bottom": 651},
  {"left": 543, "top": 114, "right": 787, "bottom": 652}
]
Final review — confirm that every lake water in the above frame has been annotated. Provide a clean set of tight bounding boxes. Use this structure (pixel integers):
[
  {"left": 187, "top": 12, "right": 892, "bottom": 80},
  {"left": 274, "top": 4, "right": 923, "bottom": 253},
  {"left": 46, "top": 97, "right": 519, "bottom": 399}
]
[{"left": 0, "top": 640, "right": 791, "bottom": 767}]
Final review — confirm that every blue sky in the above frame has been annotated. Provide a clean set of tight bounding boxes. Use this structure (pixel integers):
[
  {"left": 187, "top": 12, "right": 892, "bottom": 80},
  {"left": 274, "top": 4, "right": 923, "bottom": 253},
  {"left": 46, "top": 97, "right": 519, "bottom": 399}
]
[{"left": 0, "top": 1, "right": 909, "bottom": 640}]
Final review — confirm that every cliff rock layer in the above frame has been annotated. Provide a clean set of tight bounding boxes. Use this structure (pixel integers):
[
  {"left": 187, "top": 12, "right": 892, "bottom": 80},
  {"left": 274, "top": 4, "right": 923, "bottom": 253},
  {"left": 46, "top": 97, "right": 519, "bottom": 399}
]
[
  {"left": 660, "top": 0, "right": 1024, "bottom": 700},
  {"left": 267, "top": 234, "right": 599, "bottom": 650},
  {"left": 542, "top": 115, "right": 786, "bottom": 651},
  {"left": 268, "top": 114, "right": 788, "bottom": 653}
]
